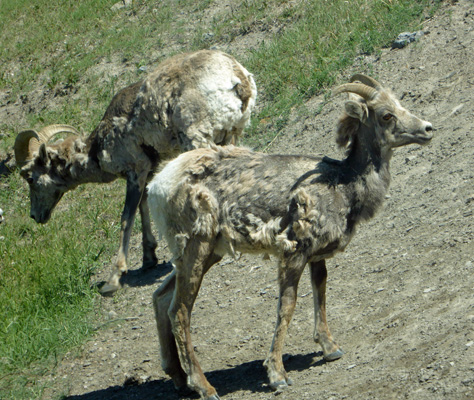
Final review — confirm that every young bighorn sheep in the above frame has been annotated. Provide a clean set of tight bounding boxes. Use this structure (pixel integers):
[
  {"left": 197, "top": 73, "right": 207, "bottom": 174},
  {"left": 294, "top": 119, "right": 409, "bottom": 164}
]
[
  {"left": 148, "top": 74, "right": 433, "bottom": 399},
  {"left": 14, "top": 50, "right": 257, "bottom": 295}
]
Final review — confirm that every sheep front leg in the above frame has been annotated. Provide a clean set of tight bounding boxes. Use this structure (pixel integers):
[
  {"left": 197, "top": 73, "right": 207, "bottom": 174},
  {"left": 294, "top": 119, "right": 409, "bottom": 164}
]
[
  {"left": 139, "top": 190, "right": 158, "bottom": 269},
  {"left": 310, "top": 260, "right": 344, "bottom": 361},
  {"left": 264, "top": 258, "right": 305, "bottom": 391},
  {"left": 100, "top": 172, "right": 144, "bottom": 296}
]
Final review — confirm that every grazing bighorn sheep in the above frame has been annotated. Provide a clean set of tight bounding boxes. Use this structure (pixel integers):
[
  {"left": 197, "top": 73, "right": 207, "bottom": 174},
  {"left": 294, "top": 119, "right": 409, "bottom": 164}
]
[
  {"left": 14, "top": 50, "right": 257, "bottom": 295},
  {"left": 148, "top": 74, "right": 433, "bottom": 399}
]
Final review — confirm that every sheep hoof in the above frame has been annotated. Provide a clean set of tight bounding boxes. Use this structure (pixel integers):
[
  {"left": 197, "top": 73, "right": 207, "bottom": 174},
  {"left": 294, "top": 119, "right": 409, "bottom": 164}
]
[
  {"left": 206, "top": 395, "right": 221, "bottom": 400},
  {"left": 269, "top": 378, "right": 292, "bottom": 391},
  {"left": 142, "top": 256, "right": 158, "bottom": 270},
  {"left": 324, "top": 348, "right": 344, "bottom": 361},
  {"left": 98, "top": 282, "right": 120, "bottom": 297}
]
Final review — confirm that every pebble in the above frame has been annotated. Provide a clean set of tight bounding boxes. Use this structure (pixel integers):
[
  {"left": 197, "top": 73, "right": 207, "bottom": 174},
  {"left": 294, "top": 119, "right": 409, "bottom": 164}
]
[
  {"left": 451, "top": 104, "right": 464, "bottom": 116},
  {"left": 392, "top": 31, "right": 425, "bottom": 48},
  {"left": 111, "top": 0, "right": 132, "bottom": 12}
]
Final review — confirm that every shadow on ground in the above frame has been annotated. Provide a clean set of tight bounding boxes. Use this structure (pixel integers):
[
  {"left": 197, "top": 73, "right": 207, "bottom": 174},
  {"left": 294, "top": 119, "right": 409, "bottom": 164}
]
[
  {"left": 95, "top": 261, "right": 174, "bottom": 294},
  {"left": 65, "top": 352, "right": 326, "bottom": 400},
  {"left": 121, "top": 261, "right": 174, "bottom": 289}
]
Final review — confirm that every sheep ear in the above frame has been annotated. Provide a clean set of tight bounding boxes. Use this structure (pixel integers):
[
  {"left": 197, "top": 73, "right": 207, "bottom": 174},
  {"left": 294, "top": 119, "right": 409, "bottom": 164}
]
[
  {"left": 344, "top": 100, "right": 368, "bottom": 124},
  {"left": 38, "top": 143, "right": 50, "bottom": 166},
  {"left": 74, "top": 139, "right": 86, "bottom": 153}
]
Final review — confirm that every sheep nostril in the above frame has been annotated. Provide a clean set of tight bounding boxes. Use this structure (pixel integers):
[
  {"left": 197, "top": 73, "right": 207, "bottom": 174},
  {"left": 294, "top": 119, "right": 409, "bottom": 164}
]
[{"left": 425, "top": 124, "right": 433, "bottom": 132}]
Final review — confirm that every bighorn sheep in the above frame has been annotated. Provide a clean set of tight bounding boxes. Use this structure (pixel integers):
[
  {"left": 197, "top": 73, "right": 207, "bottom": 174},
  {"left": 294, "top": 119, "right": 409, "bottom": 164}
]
[
  {"left": 148, "top": 74, "right": 433, "bottom": 399},
  {"left": 14, "top": 50, "right": 257, "bottom": 295}
]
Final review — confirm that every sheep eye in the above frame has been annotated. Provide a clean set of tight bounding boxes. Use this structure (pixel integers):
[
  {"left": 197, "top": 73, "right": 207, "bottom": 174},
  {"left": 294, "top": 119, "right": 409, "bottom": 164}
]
[{"left": 382, "top": 113, "right": 393, "bottom": 121}]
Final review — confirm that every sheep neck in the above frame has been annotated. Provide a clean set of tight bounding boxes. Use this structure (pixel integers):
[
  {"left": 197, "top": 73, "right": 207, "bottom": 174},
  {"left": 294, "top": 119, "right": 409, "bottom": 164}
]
[
  {"left": 66, "top": 138, "right": 117, "bottom": 185},
  {"left": 343, "top": 124, "right": 392, "bottom": 224}
]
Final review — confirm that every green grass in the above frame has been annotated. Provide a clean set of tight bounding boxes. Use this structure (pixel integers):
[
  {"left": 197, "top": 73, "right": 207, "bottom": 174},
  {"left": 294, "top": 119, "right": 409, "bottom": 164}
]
[
  {"left": 0, "top": 173, "right": 122, "bottom": 398},
  {"left": 0, "top": 0, "right": 442, "bottom": 398},
  {"left": 240, "top": 0, "right": 441, "bottom": 147}
]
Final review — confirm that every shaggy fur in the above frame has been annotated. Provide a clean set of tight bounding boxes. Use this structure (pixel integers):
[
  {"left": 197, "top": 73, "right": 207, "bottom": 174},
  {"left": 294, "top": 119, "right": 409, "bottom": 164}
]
[
  {"left": 148, "top": 75, "right": 433, "bottom": 400},
  {"left": 17, "top": 50, "right": 257, "bottom": 295}
]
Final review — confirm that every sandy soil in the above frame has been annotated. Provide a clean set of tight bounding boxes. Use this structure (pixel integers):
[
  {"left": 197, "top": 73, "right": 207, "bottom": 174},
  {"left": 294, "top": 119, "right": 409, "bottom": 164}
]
[{"left": 17, "top": 1, "right": 474, "bottom": 399}]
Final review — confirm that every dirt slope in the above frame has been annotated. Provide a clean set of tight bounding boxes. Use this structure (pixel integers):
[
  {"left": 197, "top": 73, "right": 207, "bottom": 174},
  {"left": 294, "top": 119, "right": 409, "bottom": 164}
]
[{"left": 40, "top": 1, "right": 473, "bottom": 399}]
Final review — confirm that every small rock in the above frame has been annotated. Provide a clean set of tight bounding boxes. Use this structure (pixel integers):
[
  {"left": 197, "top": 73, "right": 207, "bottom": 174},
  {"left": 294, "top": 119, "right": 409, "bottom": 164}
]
[
  {"left": 451, "top": 104, "right": 464, "bottom": 116},
  {"left": 202, "top": 32, "right": 215, "bottom": 41},
  {"left": 392, "top": 31, "right": 424, "bottom": 49},
  {"left": 111, "top": 0, "right": 132, "bottom": 12}
]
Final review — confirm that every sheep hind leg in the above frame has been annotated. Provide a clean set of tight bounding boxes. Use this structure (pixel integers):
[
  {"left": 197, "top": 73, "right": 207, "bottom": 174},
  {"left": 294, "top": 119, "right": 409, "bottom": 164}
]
[
  {"left": 139, "top": 190, "right": 158, "bottom": 269},
  {"left": 168, "top": 239, "right": 222, "bottom": 400},
  {"left": 310, "top": 260, "right": 344, "bottom": 361},
  {"left": 264, "top": 257, "right": 306, "bottom": 391},
  {"left": 153, "top": 270, "right": 188, "bottom": 392}
]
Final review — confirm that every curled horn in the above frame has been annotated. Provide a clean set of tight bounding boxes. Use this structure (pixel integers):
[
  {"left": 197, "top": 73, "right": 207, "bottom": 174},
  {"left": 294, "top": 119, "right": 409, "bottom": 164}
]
[
  {"left": 350, "top": 74, "right": 382, "bottom": 90},
  {"left": 14, "top": 124, "right": 80, "bottom": 167},
  {"left": 333, "top": 82, "right": 378, "bottom": 101}
]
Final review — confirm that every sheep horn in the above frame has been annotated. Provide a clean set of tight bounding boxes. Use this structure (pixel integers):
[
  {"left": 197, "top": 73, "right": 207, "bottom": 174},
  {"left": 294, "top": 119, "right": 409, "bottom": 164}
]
[
  {"left": 37, "top": 124, "right": 80, "bottom": 143},
  {"left": 14, "top": 129, "right": 40, "bottom": 167},
  {"left": 14, "top": 124, "right": 80, "bottom": 167},
  {"left": 350, "top": 74, "right": 382, "bottom": 90},
  {"left": 333, "top": 82, "right": 378, "bottom": 101}
]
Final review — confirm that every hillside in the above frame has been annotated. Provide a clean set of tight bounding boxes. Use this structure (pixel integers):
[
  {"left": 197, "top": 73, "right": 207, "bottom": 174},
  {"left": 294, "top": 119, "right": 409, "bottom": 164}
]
[{"left": 2, "top": 1, "right": 473, "bottom": 399}]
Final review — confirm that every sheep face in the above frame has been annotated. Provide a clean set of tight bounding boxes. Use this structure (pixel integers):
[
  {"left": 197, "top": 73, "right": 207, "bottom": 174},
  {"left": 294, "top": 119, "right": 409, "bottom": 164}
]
[
  {"left": 19, "top": 144, "right": 70, "bottom": 223},
  {"left": 344, "top": 91, "right": 433, "bottom": 150}
]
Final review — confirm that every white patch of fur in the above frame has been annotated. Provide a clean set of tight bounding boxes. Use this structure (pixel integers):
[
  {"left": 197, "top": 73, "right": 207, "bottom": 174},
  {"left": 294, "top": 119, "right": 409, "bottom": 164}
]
[
  {"left": 113, "top": 116, "right": 129, "bottom": 132},
  {"left": 249, "top": 216, "right": 283, "bottom": 247},
  {"left": 147, "top": 154, "right": 188, "bottom": 240},
  {"left": 196, "top": 63, "right": 256, "bottom": 134}
]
